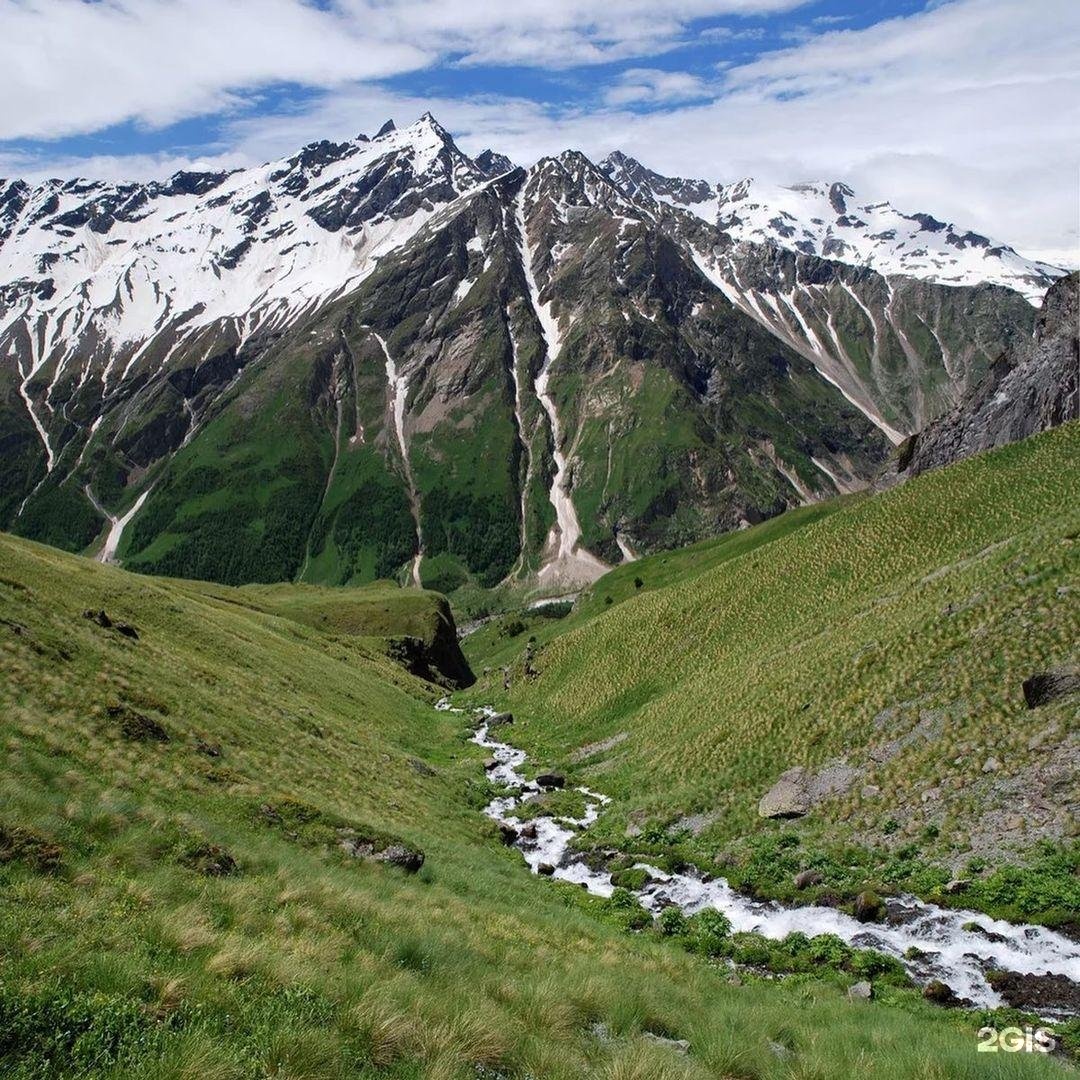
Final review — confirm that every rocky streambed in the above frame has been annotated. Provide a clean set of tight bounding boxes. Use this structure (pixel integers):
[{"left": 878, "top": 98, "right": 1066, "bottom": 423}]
[{"left": 440, "top": 701, "right": 1080, "bottom": 1017}]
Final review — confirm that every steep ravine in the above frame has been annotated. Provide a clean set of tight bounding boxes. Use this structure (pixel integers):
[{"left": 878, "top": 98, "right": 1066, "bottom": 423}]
[{"left": 445, "top": 701, "right": 1080, "bottom": 1015}]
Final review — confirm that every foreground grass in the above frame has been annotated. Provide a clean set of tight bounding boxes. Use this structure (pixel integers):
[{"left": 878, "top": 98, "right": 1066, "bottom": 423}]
[
  {"left": 472, "top": 423, "right": 1080, "bottom": 915},
  {"left": 0, "top": 533, "right": 1071, "bottom": 1076}
]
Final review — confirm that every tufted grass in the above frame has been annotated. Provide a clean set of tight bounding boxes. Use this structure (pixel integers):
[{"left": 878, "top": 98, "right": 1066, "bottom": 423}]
[
  {"left": 0, "top": 436, "right": 1076, "bottom": 1078},
  {"left": 473, "top": 422, "right": 1080, "bottom": 902}
]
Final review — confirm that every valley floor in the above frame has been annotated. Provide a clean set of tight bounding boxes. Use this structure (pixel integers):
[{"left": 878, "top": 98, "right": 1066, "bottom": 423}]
[{"left": 0, "top": 423, "right": 1078, "bottom": 1078}]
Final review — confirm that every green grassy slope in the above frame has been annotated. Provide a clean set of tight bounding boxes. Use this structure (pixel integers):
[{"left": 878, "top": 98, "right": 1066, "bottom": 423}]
[
  {"left": 1, "top": 533, "right": 1071, "bottom": 1078},
  {"left": 463, "top": 500, "right": 848, "bottom": 676},
  {"left": 471, "top": 423, "right": 1080, "bottom": 919}
]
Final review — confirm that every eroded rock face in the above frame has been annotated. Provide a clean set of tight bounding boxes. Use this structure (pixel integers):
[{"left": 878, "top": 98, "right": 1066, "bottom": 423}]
[{"left": 880, "top": 271, "right": 1079, "bottom": 486}]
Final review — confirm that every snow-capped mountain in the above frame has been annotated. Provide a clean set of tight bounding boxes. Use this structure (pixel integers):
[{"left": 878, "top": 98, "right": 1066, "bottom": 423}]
[
  {"left": 0, "top": 115, "right": 1060, "bottom": 592},
  {"left": 0, "top": 114, "right": 486, "bottom": 391},
  {"left": 600, "top": 155, "right": 1064, "bottom": 304}
]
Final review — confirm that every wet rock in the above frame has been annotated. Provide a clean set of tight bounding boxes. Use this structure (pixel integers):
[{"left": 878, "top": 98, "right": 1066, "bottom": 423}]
[
  {"left": 498, "top": 823, "right": 518, "bottom": 845},
  {"left": 988, "top": 970, "right": 1080, "bottom": 1013},
  {"left": 854, "top": 890, "right": 884, "bottom": 923},
  {"left": 1023, "top": 670, "right": 1080, "bottom": 708},
  {"left": 758, "top": 766, "right": 810, "bottom": 818},
  {"left": 518, "top": 822, "right": 538, "bottom": 840},
  {"left": 922, "top": 980, "right": 964, "bottom": 1007},
  {"left": 536, "top": 772, "right": 565, "bottom": 789},
  {"left": 643, "top": 1032, "right": 690, "bottom": 1055},
  {"left": 794, "top": 869, "right": 823, "bottom": 889},
  {"left": 848, "top": 980, "right": 873, "bottom": 1001},
  {"left": 537, "top": 862, "right": 556, "bottom": 876},
  {"left": 488, "top": 711, "right": 514, "bottom": 727},
  {"left": 482, "top": 756, "right": 498, "bottom": 770},
  {"left": 963, "top": 921, "right": 1010, "bottom": 945}
]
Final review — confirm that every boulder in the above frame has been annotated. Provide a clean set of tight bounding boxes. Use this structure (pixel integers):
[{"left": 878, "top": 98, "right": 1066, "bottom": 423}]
[
  {"left": 537, "top": 862, "right": 556, "bottom": 876},
  {"left": 988, "top": 970, "right": 1080, "bottom": 1013},
  {"left": 1023, "top": 670, "right": 1080, "bottom": 708},
  {"left": 922, "top": 979, "right": 961, "bottom": 1006},
  {"left": 498, "top": 823, "right": 518, "bottom": 846},
  {"left": 518, "top": 821, "right": 538, "bottom": 840},
  {"left": 643, "top": 1032, "right": 690, "bottom": 1055},
  {"left": 115, "top": 622, "right": 139, "bottom": 640},
  {"left": 794, "top": 869, "right": 823, "bottom": 890},
  {"left": 758, "top": 767, "right": 810, "bottom": 818},
  {"left": 488, "top": 711, "right": 514, "bottom": 727},
  {"left": 853, "top": 890, "right": 884, "bottom": 923},
  {"left": 482, "top": 757, "right": 498, "bottom": 770},
  {"left": 943, "top": 878, "right": 969, "bottom": 895},
  {"left": 536, "top": 772, "right": 565, "bottom": 789},
  {"left": 373, "top": 843, "right": 425, "bottom": 874},
  {"left": 847, "top": 980, "right": 873, "bottom": 1001}
]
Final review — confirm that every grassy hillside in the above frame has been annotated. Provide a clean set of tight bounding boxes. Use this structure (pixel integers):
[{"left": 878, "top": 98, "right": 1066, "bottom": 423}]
[
  {"left": 1, "top": 532, "right": 1072, "bottom": 1078},
  {"left": 462, "top": 500, "right": 848, "bottom": 676},
  {"left": 182, "top": 578, "right": 473, "bottom": 687},
  {"left": 469, "top": 422, "right": 1080, "bottom": 921}
]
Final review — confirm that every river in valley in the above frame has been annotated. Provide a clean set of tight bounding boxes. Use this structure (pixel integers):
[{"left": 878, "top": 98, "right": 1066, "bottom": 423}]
[{"left": 438, "top": 701, "right": 1080, "bottom": 1015}]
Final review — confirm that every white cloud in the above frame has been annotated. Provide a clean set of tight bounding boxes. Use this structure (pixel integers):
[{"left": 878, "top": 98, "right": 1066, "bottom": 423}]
[
  {"left": 3, "top": 0, "right": 1077, "bottom": 258},
  {"left": 0, "top": 0, "right": 802, "bottom": 140},
  {"left": 602, "top": 68, "right": 714, "bottom": 106}
]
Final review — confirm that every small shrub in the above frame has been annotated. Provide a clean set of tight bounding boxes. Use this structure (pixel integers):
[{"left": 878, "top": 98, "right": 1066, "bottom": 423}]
[
  {"left": 610, "top": 867, "right": 650, "bottom": 890},
  {"left": 686, "top": 909, "right": 732, "bottom": 956},
  {"left": 656, "top": 907, "right": 687, "bottom": 937},
  {"left": 605, "top": 888, "right": 651, "bottom": 931}
]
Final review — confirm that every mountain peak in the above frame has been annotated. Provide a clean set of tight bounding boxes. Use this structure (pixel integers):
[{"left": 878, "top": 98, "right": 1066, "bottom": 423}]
[{"left": 375, "top": 119, "right": 397, "bottom": 138}]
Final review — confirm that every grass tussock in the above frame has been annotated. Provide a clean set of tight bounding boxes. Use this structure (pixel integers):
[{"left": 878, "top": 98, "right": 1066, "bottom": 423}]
[{"left": 0, "top": 429, "right": 1077, "bottom": 1077}]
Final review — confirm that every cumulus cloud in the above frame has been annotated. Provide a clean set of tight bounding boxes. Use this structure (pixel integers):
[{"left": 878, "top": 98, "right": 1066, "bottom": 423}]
[
  {"left": 2, "top": 0, "right": 1077, "bottom": 259},
  {"left": 602, "top": 68, "right": 714, "bottom": 106},
  {"left": 0, "top": 0, "right": 801, "bottom": 139}
]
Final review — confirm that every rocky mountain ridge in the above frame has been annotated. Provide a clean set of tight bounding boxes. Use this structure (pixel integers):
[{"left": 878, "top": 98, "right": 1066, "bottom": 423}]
[{"left": 0, "top": 115, "right": 1062, "bottom": 591}]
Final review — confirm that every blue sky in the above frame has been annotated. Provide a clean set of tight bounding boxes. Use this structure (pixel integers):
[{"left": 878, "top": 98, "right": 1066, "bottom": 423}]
[{"left": 0, "top": 0, "right": 1077, "bottom": 261}]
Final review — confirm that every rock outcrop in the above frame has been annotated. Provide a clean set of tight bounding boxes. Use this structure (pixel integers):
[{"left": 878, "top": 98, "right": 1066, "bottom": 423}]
[
  {"left": 758, "top": 758, "right": 860, "bottom": 818},
  {"left": 1023, "top": 669, "right": 1080, "bottom": 709},
  {"left": 880, "top": 272, "right": 1078, "bottom": 486}
]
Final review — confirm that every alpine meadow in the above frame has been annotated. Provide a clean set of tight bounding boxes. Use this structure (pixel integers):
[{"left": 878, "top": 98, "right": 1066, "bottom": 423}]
[{"left": 1, "top": 0, "right": 1079, "bottom": 1077}]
